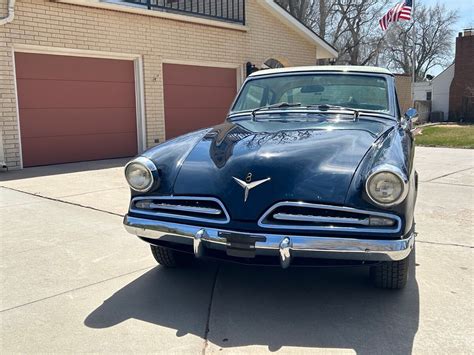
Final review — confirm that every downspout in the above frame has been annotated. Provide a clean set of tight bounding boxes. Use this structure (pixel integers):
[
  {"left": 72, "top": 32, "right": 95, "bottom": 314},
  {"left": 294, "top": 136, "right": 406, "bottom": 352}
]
[
  {"left": 0, "top": 0, "right": 16, "bottom": 25},
  {"left": 0, "top": 133, "right": 7, "bottom": 170}
]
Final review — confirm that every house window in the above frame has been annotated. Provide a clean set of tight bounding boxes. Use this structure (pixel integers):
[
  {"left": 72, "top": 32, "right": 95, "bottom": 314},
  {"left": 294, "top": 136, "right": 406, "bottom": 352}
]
[{"left": 426, "top": 91, "right": 432, "bottom": 101}]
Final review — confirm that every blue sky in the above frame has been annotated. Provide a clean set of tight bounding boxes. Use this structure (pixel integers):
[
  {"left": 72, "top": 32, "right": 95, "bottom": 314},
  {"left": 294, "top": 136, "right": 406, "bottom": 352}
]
[
  {"left": 421, "top": 0, "right": 473, "bottom": 29},
  {"left": 419, "top": 0, "right": 473, "bottom": 75}
]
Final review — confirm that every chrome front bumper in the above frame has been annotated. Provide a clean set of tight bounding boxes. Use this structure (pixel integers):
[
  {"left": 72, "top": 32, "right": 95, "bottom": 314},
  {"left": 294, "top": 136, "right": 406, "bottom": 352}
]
[{"left": 123, "top": 215, "right": 415, "bottom": 268}]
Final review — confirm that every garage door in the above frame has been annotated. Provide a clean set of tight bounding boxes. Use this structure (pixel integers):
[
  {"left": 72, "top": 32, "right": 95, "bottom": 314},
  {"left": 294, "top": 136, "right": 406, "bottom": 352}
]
[
  {"left": 163, "top": 63, "right": 237, "bottom": 139},
  {"left": 15, "top": 52, "right": 138, "bottom": 167}
]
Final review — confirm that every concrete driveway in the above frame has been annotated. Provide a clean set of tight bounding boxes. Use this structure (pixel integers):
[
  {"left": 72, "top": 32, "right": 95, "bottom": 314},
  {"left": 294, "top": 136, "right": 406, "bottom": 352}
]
[{"left": 1, "top": 147, "right": 473, "bottom": 354}]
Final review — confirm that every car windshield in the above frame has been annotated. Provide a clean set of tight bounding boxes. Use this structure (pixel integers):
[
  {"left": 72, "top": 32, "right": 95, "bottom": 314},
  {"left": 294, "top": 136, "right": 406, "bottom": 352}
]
[{"left": 232, "top": 73, "right": 390, "bottom": 114}]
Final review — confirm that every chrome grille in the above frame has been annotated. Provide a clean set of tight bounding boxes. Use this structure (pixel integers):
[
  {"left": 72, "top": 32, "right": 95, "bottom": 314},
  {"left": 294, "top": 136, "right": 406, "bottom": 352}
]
[
  {"left": 131, "top": 196, "right": 230, "bottom": 224},
  {"left": 258, "top": 202, "right": 401, "bottom": 233}
]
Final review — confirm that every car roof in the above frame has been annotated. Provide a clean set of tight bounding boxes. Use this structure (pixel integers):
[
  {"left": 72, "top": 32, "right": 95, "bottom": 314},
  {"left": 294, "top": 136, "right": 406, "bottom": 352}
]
[{"left": 249, "top": 65, "right": 393, "bottom": 77}]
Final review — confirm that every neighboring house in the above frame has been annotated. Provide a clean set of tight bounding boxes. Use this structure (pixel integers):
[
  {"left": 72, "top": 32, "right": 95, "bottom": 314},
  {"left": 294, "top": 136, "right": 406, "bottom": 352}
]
[
  {"left": 449, "top": 29, "right": 474, "bottom": 122},
  {"left": 410, "top": 29, "right": 473, "bottom": 122},
  {"left": 0, "top": 0, "right": 337, "bottom": 170},
  {"left": 412, "top": 81, "right": 432, "bottom": 102},
  {"left": 432, "top": 64, "right": 455, "bottom": 121},
  {"left": 394, "top": 74, "right": 412, "bottom": 114}
]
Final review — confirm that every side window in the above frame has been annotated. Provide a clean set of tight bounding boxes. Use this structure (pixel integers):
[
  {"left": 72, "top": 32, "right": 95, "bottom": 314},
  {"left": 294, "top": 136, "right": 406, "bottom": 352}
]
[{"left": 426, "top": 91, "right": 432, "bottom": 101}]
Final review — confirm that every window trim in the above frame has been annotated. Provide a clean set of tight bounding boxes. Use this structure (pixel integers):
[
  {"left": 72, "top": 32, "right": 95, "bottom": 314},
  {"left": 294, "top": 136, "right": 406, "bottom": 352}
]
[{"left": 229, "top": 72, "right": 395, "bottom": 118}]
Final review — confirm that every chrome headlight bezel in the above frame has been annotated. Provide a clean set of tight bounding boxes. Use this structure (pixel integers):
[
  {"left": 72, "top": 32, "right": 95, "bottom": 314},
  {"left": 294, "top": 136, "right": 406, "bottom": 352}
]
[
  {"left": 124, "top": 157, "right": 158, "bottom": 192},
  {"left": 365, "top": 164, "right": 409, "bottom": 207}
]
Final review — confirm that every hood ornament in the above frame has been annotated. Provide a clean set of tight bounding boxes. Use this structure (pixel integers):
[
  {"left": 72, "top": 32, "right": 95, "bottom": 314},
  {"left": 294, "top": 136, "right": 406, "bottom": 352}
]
[{"left": 233, "top": 173, "right": 271, "bottom": 202}]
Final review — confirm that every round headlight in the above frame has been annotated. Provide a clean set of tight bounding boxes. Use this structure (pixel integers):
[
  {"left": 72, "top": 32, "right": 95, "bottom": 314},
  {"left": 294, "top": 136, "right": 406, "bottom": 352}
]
[
  {"left": 366, "top": 165, "right": 408, "bottom": 206},
  {"left": 124, "top": 157, "right": 157, "bottom": 192}
]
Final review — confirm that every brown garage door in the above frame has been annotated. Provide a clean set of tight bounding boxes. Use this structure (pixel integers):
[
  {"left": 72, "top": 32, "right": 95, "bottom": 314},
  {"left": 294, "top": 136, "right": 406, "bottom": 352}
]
[
  {"left": 15, "top": 52, "right": 138, "bottom": 167},
  {"left": 163, "top": 63, "right": 237, "bottom": 139}
]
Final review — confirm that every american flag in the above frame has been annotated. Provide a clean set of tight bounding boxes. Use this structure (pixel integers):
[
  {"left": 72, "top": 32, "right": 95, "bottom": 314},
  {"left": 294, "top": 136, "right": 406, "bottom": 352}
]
[{"left": 379, "top": 0, "right": 413, "bottom": 31}]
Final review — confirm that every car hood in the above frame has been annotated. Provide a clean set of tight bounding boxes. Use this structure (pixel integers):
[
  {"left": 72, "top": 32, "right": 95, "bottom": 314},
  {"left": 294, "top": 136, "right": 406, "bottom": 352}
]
[{"left": 167, "top": 118, "right": 393, "bottom": 221}]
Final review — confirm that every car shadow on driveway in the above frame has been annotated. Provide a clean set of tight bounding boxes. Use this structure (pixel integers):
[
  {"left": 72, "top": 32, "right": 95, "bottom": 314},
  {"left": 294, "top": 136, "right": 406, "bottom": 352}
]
[{"left": 85, "top": 258, "right": 419, "bottom": 354}]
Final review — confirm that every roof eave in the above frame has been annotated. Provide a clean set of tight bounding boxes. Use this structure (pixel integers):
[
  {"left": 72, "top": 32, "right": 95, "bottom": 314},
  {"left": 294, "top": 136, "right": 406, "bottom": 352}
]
[{"left": 259, "top": 0, "right": 338, "bottom": 59}]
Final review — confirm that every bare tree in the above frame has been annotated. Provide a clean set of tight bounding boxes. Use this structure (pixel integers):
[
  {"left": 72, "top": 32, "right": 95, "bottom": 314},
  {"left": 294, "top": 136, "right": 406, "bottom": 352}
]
[
  {"left": 278, "top": 0, "right": 389, "bottom": 65},
  {"left": 313, "top": 0, "right": 338, "bottom": 39},
  {"left": 382, "top": 3, "right": 458, "bottom": 79},
  {"left": 276, "top": 0, "right": 458, "bottom": 76},
  {"left": 329, "top": 0, "right": 389, "bottom": 65},
  {"left": 276, "top": 0, "right": 318, "bottom": 28}
]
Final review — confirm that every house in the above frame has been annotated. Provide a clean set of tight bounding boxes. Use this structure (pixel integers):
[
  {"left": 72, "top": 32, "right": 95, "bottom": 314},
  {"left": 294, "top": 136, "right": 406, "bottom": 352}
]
[
  {"left": 432, "top": 63, "right": 455, "bottom": 120},
  {"left": 394, "top": 74, "right": 412, "bottom": 114},
  {"left": 412, "top": 81, "right": 432, "bottom": 102},
  {"left": 412, "top": 65, "right": 455, "bottom": 122},
  {"left": 0, "top": 0, "right": 337, "bottom": 170},
  {"left": 410, "top": 28, "right": 473, "bottom": 123},
  {"left": 449, "top": 29, "right": 474, "bottom": 121}
]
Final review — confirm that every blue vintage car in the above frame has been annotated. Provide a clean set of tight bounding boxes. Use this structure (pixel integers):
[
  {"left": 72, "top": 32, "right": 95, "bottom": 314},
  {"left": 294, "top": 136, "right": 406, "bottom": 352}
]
[{"left": 123, "top": 66, "right": 418, "bottom": 289}]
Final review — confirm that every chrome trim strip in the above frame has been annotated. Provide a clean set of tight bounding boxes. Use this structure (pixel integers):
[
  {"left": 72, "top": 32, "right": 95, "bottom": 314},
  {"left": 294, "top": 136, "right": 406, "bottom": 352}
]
[
  {"left": 148, "top": 203, "right": 222, "bottom": 215},
  {"left": 130, "top": 196, "right": 230, "bottom": 225},
  {"left": 273, "top": 213, "right": 371, "bottom": 226},
  {"left": 123, "top": 215, "right": 414, "bottom": 262},
  {"left": 258, "top": 202, "right": 401, "bottom": 233}
]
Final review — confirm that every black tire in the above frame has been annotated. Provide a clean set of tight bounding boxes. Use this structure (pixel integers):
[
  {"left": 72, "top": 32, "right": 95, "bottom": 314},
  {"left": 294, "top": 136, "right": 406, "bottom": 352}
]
[
  {"left": 370, "top": 249, "right": 413, "bottom": 289},
  {"left": 150, "top": 245, "right": 194, "bottom": 268}
]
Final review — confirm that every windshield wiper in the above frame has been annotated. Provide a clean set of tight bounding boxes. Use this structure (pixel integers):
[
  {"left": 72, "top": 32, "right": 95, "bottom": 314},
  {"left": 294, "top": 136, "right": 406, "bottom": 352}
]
[
  {"left": 305, "top": 104, "right": 361, "bottom": 121},
  {"left": 251, "top": 102, "right": 301, "bottom": 120}
]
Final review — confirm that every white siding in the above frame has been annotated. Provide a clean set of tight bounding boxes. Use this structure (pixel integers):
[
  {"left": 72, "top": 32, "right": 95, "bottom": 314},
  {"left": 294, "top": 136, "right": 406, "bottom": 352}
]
[
  {"left": 413, "top": 81, "right": 432, "bottom": 101},
  {"left": 432, "top": 64, "right": 455, "bottom": 120}
]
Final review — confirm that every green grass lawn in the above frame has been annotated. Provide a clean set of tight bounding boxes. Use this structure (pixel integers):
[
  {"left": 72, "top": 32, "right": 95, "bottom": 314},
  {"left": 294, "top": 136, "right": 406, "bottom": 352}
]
[{"left": 415, "top": 125, "right": 474, "bottom": 149}]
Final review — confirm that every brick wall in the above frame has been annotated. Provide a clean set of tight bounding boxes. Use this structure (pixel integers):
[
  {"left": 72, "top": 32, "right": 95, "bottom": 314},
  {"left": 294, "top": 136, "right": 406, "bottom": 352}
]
[
  {"left": 0, "top": 0, "right": 8, "bottom": 17},
  {"left": 0, "top": 0, "right": 319, "bottom": 169},
  {"left": 449, "top": 31, "right": 474, "bottom": 122},
  {"left": 394, "top": 74, "right": 412, "bottom": 115}
]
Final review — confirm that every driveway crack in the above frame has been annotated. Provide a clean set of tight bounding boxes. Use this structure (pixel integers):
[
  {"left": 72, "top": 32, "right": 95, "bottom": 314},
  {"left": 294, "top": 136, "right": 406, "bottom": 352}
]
[
  {"left": 417, "top": 240, "right": 473, "bottom": 249},
  {"left": 202, "top": 265, "right": 220, "bottom": 355},
  {"left": 424, "top": 167, "right": 473, "bottom": 183},
  {"left": 0, "top": 186, "right": 124, "bottom": 217},
  {"left": 0, "top": 266, "right": 154, "bottom": 313}
]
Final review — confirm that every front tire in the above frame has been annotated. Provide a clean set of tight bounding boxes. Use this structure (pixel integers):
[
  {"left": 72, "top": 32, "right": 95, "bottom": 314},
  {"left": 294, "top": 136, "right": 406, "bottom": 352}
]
[
  {"left": 150, "top": 245, "right": 194, "bottom": 268},
  {"left": 370, "top": 249, "right": 413, "bottom": 289}
]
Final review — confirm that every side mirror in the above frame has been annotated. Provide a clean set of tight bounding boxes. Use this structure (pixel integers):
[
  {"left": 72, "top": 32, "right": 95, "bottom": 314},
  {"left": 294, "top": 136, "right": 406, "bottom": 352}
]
[{"left": 404, "top": 108, "right": 419, "bottom": 123}]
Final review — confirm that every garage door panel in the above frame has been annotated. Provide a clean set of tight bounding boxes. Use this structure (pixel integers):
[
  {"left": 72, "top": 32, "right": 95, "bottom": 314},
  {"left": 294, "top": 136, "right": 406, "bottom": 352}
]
[
  {"left": 164, "top": 85, "right": 236, "bottom": 109},
  {"left": 163, "top": 64, "right": 237, "bottom": 87},
  {"left": 17, "top": 79, "right": 136, "bottom": 109},
  {"left": 21, "top": 133, "right": 138, "bottom": 167},
  {"left": 19, "top": 108, "right": 137, "bottom": 138},
  {"left": 165, "top": 108, "right": 228, "bottom": 138},
  {"left": 15, "top": 52, "right": 135, "bottom": 83},
  {"left": 163, "top": 64, "right": 237, "bottom": 139},
  {"left": 15, "top": 52, "right": 138, "bottom": 167}
]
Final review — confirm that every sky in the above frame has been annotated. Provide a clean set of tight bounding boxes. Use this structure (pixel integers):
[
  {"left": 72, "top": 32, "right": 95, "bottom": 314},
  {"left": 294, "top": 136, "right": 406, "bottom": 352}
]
[{"left": 419, "top": 0, "right": 473, "bottom": 75}]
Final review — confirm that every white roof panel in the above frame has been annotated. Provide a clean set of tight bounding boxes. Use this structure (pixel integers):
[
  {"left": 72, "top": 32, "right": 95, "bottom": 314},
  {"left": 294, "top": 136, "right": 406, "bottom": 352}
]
[{"left": 249, "top": 66, "right": 393, "bottom": 77}]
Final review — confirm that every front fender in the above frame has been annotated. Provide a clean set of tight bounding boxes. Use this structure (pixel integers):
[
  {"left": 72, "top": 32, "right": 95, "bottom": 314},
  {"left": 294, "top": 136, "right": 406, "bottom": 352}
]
[
  {"left": 131, "top": 128, "right": 211, "bottom": 197},
  {"left": 345, "top": 125, "right": 417, "bottom": 236}
]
